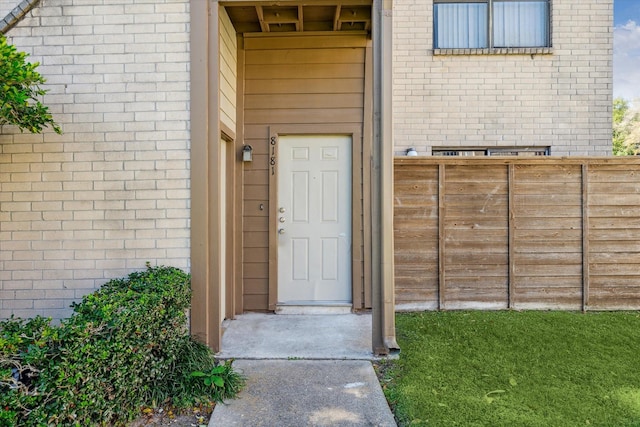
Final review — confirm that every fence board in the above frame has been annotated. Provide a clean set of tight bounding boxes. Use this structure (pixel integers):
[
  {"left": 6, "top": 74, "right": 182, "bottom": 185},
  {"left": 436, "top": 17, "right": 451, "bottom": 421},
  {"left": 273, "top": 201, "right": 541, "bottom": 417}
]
[
  {"left": 513, "top": 240, "right": 582, "bottom": 253},
  {"left": 514, "top": 217, "right": 582, "bottom": 229},
  {"left": 394, "top": 157, "right": 640, "bottom": 311},
  {"left": 394, "top": 164, "right": 439, "bottom": 309},
  {"left": 514, "top": 277, "right": 582, "bottom": 287},
  {"left": 513, "top": 194, "right": 583, "bottom": 205}
]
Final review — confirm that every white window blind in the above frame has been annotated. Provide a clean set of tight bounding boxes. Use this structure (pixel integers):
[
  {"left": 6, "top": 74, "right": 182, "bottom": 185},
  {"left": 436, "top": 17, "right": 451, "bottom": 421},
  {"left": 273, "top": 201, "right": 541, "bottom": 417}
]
[
  {"left": 434, "top": 1, "right": 549, "bottom": 49},
  {"left": 493, "top": 1, "right": 548, "bottom": 47},
  {"left": 434, "top": 3, "right": 488, "bottom": 49}
]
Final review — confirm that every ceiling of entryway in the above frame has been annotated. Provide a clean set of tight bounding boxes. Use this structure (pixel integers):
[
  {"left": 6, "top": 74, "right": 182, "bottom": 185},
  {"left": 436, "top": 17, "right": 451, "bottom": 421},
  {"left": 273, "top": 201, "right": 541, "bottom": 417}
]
[{"left": 221, "top": 1, "right": 372, "bottom": 33}]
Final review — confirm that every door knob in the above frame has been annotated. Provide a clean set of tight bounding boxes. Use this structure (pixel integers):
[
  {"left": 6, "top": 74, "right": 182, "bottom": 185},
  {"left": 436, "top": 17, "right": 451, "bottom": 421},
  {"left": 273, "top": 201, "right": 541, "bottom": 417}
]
[
  {"left": 278, "top": 228, "right": 286, "bottom": 235},
  {"left": 279, "top": 207, "right": 286, "bottom": 213},
  {"left": 279, "top": 217, "right": 286, "bottom": 223}
]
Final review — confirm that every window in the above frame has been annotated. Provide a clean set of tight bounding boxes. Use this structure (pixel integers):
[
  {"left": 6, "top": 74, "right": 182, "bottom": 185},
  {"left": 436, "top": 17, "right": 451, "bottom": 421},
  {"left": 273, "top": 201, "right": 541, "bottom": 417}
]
[
  {"left": 434, "top": 0, "right": 550, "bottom": 49},
  {"left": 432, "top": 147, "right": 550, "bottom": 156}
]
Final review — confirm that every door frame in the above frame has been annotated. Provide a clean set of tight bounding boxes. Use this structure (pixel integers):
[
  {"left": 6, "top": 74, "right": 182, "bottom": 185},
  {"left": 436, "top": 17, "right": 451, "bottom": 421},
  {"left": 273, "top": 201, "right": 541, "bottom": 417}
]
[{"left": 268, "top": 126, "right": 364, "bottom": 311}]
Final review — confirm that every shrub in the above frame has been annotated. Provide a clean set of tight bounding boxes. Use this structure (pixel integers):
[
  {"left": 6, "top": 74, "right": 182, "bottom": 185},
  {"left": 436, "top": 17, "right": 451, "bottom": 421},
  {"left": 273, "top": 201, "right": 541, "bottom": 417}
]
[
  {"left": 0, "top": 34, "right": 61, "bottom": 134},
  {"left": 0, "top": 265, "right": 243, "bottom": 426}
]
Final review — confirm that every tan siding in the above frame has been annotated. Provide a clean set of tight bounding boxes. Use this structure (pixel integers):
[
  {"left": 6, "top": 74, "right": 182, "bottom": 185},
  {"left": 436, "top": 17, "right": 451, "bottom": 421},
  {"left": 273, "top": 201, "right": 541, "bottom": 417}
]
[
  {"left": 243, "top": 293, "right": 269, "bottom": 312},
  {"left": 245, "top": 78, "right": 364, "bottom": 95},
  {"left": 245, "top": 94, "right": 364, "bottom": 109},
  {"left": 242, "top": 35, "right": 367, "bottom": 310},
  {"left": 244, "top": 34, "right": 368, "bottom": 50},
  {"left": 244, "top": 108, "right": 363, "bottom": 124},
  {"left": 244, "top": 64, "right": 365, "bottom": 80},
  {"left": 245, "top": 48, "right": 366, "bottom": 65},
  {"left": 220, "top": 8, "right": 237, "bottom": 131}
]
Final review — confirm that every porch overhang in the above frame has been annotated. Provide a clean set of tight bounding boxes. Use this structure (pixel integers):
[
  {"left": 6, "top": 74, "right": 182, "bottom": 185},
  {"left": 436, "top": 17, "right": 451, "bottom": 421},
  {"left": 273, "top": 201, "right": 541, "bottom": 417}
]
[
  {"left": 221, "top": 0, "right": 372, "bottom": 34},
  {"left": 190, "top": 0, "right": 397, "bottom": 355}
]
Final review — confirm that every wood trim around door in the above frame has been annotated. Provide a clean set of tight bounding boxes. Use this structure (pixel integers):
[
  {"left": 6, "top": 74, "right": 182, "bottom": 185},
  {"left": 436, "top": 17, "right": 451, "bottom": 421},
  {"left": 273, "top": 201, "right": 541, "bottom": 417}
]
[{"left": 267, "top": 125, "right": 365, "bottom": 311}]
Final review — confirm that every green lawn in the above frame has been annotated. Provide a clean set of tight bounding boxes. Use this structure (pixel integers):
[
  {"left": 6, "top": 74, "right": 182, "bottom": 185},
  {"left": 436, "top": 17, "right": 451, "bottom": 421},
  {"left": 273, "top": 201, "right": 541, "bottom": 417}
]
[{"left": 383, "top": 311, "right": 640, "bottom": 427}]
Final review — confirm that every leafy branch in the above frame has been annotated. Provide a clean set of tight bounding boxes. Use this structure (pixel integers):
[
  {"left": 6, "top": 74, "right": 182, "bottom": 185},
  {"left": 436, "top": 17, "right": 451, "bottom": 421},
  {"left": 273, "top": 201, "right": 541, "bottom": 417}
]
[
  {"left": 0, "top": 34, "right": 61, "bottom": 134},
  {"left": 613, "top": 97, "right": 639, "bottom": 156}
]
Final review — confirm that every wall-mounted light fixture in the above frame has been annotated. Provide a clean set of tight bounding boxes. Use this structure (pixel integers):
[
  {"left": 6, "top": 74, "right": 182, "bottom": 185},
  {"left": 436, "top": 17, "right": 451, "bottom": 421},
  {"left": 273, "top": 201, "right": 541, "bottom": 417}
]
[
  {"left": 406, "top": 147, "right": 418, "bottom": 156},
  {"left": 242, "top": 145, "right": 253, "bottom": 162}
]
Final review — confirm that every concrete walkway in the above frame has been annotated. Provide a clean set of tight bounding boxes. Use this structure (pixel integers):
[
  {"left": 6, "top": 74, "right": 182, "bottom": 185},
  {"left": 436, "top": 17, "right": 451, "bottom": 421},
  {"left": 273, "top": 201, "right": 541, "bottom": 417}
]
[{"left": 209, "top": 313, "right": 397, "bottom": 426}]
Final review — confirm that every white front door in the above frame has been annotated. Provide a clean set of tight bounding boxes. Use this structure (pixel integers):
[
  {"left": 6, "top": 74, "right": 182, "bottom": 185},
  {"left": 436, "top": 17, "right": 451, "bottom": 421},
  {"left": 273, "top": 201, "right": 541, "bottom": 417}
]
[{"left": 277, "top": 135, "right": 352, "bottom": 304}]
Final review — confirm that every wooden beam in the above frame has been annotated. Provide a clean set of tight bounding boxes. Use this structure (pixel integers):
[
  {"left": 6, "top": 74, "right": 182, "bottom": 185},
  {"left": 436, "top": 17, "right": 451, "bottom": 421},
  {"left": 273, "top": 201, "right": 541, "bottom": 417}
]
[
  {"left": 333, "top": 5, "right": 342, "bottom": 31},
  {"left": 190, "top": 0, "right": 209, "bottom": 348},
  {"left": 351, "top": 129, "right": 364, "bottom": 310},
  {"left": 297, "top": 5, "right": 303, "bottom": 31},
  {"left": 206, "top": 5, "right": 222, "bottom": 353},
  {"left": 371, "top": 0, "right": 398, "bottom": 356},
  {"left": 221, "top": 0, "right": 372, "bottom": 7},
  {"left": 362, "top": 40, "right": 373, "bottom": 309},
  {"left": 255, "top": 5, "right": 269, "bottom": 32},
  {"left": 379, "top": 0, "right": 397, "bottom": 354}
]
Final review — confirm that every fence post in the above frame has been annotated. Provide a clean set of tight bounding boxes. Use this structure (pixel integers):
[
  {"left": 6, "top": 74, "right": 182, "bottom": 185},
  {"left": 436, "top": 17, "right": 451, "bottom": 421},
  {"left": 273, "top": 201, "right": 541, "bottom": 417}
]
[
  {"left": 582, "top": 163, "right": 590, "bottom": 312},
  {"left": 508, "top": 163, "right": 515, "bottom": 309},
  {"left": 438, "top": 163, "right": 446, "bottom": 310}
]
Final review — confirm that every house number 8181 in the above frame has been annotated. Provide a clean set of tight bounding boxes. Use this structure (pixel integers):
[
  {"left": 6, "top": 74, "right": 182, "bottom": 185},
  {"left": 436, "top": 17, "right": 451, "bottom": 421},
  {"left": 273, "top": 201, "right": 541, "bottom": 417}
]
[{"left": 270, "top": 136, "right": 276, "bottom": 175}]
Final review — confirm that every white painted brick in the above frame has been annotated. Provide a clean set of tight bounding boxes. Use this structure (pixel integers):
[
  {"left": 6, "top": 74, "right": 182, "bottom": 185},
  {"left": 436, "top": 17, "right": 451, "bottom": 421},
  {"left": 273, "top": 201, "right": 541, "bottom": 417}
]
[
  {"left": 392, "top": 0, "right": 612, "bottom": 156},
  {"left": 2, "top": 0, "right": 191, "bottom": 322}
]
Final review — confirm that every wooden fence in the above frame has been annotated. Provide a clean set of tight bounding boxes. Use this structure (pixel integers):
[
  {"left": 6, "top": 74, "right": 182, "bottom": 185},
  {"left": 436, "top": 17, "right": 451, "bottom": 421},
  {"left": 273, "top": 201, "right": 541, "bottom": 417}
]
[{"left": 394, "top": 157, "right": 640, "bottom": 311}]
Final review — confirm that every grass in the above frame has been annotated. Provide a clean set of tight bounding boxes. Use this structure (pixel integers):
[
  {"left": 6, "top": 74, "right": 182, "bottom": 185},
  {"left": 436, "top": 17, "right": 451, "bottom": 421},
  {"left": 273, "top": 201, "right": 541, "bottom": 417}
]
[{"left": 383, "top": 311, "right": 640, "bottom": 427}]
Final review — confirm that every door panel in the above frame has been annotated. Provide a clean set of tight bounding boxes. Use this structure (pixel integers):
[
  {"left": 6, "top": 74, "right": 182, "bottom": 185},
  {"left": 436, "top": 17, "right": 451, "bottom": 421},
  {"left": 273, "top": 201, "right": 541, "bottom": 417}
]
[{"left": 277, "top": 135, "right": 352, "bottom": 304}]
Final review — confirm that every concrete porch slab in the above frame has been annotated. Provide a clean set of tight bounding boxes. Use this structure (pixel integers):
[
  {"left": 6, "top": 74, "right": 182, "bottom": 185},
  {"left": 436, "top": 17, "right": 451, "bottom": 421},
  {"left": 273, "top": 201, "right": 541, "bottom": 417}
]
[{"left": 215, "top": 312, "right": 375, "bottom": 360}]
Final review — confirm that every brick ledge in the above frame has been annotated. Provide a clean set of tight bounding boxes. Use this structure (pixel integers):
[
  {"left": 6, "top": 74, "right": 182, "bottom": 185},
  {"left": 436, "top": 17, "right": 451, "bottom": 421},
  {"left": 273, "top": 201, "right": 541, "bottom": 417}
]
[{"left": 434, "top": 47, "right": 553, "bottom": 56}]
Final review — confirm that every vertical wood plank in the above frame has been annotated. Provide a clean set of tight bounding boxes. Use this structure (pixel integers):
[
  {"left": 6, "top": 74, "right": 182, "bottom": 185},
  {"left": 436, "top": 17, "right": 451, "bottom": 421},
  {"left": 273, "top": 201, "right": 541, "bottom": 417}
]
[
  {"left": 582, "top": 163, "right": 590, "bottom": 311},
  {"left": 225, "top": 139, "right": 236, "bottom": 320},
  {"left": 508, "top": 164, "right": 515, "bottom": 308},
  {"left": 438, "top": 163, "right": 445, "bottom": 309},
  {"left": 234, "top": 37, "right": 245, "bottom": 316},
  {"left": 362, "top": 41, "right": 373, "bottom": 309},
  {"left": 352, "top": 131, "right": 364, "bottom": 310},
  {"left": 190, "top": 0, "right": 210, "bottom": 347},
  {"left": 207, "top": 8, "right": 222, "bottom": 351}
]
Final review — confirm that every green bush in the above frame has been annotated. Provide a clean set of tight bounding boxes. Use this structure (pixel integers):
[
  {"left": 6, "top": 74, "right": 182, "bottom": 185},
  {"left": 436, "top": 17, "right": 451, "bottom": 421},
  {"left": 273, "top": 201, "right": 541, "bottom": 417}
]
[
  {"left": 0, "top": 34, "right": 61, "bottom": 134},
  {"left": 0, "top": 265, "right": 243, "bottom": 426}
]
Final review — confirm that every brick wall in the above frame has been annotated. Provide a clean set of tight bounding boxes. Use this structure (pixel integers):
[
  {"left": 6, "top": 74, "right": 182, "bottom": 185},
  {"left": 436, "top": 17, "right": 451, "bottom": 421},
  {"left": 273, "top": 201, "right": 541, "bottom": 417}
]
[
  {"left": 0, "top": 0, "right": 190, "bottom": 321},
  {"left": 392, "top": 0, "right": 613, "bottom": 156}
]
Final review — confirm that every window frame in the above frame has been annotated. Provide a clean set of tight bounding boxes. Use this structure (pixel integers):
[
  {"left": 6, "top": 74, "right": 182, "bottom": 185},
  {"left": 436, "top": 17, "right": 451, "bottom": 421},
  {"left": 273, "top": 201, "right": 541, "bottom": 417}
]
[
  {"left": 432, "top": 147, "right": 551, "bottom": 156},
  {"left": 433, "top": 0, "right": 551, "bottom": 53}
]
